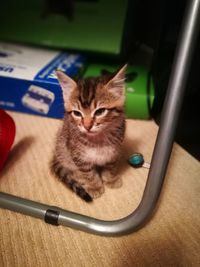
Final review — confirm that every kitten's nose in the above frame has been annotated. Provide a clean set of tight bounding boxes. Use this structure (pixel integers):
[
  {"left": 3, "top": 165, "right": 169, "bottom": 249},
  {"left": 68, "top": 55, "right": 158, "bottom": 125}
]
[{"left": 83, "top": 119, "right": 92, "bottom": 131}]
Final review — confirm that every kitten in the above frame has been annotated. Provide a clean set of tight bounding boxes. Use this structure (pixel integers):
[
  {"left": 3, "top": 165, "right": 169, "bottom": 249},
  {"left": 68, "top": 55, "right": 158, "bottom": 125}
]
[{"left": 51, "top": 65, "right": 127, "bottom": 202}]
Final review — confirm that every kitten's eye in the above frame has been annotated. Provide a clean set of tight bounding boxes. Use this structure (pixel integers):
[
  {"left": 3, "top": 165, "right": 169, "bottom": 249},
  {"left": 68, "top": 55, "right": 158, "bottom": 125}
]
[
  {"left": 72, "top": 110, "right": 82, "bottom": 117},
  {"left": 94, "top": 108, "right": 107, "bottom": 117}
]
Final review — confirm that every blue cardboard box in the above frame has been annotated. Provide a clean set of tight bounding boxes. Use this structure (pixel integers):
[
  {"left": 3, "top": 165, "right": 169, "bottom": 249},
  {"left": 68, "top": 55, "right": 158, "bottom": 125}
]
[{"left": 0, "top": 42, "right": 85, "bottom": 118}]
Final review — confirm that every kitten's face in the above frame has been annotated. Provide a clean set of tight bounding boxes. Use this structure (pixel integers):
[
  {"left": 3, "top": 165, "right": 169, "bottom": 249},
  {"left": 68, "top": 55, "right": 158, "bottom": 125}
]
[
  {"left": 70, "top": 103, "right": 111, "bottom": 135},
  {"left": 57, "top": 65, "right": 127, "bottom": 135}
]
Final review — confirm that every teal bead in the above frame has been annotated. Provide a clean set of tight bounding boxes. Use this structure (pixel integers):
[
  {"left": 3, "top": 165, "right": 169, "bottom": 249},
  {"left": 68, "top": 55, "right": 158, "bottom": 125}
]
[{"left": 128, "top": 153, "right": 144, "bottom": 167}]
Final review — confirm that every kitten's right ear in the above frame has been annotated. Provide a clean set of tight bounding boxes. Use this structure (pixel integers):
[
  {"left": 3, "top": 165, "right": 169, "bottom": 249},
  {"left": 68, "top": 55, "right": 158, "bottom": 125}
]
[{"left": 56, "top": 70, "right": 77, "bottom": 102}]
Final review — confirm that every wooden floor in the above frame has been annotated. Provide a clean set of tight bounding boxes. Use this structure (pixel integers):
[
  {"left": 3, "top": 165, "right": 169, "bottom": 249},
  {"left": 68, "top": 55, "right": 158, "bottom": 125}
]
[{"left": 0, "top": 111, "right": 200, "bottom": 267}]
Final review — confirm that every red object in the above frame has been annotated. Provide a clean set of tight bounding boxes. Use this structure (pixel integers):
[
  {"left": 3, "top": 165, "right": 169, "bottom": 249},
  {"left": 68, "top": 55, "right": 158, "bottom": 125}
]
[{"left": 0, "top": 109, "right": 16, "bottom": 170}]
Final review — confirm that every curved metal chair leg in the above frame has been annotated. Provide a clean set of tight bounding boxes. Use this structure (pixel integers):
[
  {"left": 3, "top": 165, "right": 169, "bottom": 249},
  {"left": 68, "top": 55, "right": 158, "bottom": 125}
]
[{"left": 0, "top": 0, "right": 200, "bottom": 236}]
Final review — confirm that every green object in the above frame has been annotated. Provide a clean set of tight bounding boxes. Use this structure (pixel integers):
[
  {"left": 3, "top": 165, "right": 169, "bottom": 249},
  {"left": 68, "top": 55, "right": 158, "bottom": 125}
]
[
  {"left": 83, "top": 63, "right": 155, "bottom": 119},
  {"left": 128, "top": 153, "right": 144, "bottom": 167},
  {"left": 0, "top": 0, "right": 128, "bottom": 55}
]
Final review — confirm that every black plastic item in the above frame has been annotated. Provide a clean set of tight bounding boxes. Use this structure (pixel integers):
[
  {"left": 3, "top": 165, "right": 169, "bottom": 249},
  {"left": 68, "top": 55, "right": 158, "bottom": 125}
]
[{"left": 44, "top": 209, "right": 60, "bottom": 226}]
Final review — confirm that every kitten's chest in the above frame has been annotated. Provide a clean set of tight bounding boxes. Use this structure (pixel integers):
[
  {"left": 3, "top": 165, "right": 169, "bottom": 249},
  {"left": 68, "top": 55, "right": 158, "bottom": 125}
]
[{"left": 83, "top": 145, "right": 117, "bottom": 166}]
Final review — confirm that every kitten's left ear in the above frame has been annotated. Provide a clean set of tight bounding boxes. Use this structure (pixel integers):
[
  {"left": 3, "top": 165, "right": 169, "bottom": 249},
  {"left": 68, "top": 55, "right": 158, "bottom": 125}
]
[
  {"left": 56, "top": 70, "right": 77, "bottom": 102},
  {"left": 105, "top": 64, "right": 127, "bottom": 97}
]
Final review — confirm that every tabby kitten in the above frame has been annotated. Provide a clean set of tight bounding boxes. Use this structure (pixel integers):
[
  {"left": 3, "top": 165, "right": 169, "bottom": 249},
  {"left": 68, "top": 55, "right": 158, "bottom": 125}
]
[{"left": 51, "top": 65, "right": 127, "bottom": 202}]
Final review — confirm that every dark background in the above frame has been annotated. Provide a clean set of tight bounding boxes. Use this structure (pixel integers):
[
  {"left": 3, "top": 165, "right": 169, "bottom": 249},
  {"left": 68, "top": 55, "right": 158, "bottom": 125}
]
[{"left": 130, "top": 0, "right": 200, "bottom": 160}]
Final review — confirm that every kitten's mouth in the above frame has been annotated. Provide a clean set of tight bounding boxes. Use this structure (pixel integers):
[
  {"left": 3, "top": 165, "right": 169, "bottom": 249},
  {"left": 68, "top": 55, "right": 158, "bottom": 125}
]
[
  {"left": 79, "top": 126, "right": 101, "bottom": 135},
  {"left": 82, "top": 129, "right": 102, "bottom": 137},
  {"left": 85, "top": 130, "right": 98, "bottom": 135}
]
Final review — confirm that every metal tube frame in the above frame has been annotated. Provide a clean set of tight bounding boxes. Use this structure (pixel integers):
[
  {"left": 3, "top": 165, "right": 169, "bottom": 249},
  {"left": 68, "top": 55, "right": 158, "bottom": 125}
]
[{"left": 0, "top": 0, "right": 200, "bottom": 236}]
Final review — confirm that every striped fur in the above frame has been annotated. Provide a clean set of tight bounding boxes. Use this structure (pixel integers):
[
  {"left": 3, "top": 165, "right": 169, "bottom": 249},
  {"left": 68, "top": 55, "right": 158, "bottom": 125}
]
[
  {"left": 50, "top": 158, "right": 92, "bottom": 202},
  {"left": 51, "top": 65, "right": 127, "bottom": 201}
]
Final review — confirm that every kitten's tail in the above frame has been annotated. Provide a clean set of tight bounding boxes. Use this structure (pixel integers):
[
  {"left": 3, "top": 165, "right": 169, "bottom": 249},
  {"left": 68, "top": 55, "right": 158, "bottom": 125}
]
[
  {"left": 68, "top": 179, "right": 92, "bottom": 202},
  {"left": 50, "top": 159, "right": 92, "bottom": 202}
]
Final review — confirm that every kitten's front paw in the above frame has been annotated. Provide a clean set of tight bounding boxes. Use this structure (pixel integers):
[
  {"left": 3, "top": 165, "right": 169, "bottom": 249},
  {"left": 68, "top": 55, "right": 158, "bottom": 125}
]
[
  {"left": 87, "top": 186, "right": 105, "bottom": 199},
  {"left": 104, "top": 177, "right": 122, "bottom": 189}
]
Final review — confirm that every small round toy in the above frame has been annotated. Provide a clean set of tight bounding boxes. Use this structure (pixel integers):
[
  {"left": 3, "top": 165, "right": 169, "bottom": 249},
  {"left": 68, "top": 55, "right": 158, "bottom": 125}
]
[
  {"left": 128, "top": 153, "right": 150, "bottom": 169},
  {"left": 128, "top": 153, "right": 144, "bottom": 167}
]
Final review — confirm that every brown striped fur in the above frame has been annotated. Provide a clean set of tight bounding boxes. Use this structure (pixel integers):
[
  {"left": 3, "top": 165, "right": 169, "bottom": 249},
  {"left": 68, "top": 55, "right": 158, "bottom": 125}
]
[{"left": 50, "top": 65, "right": 127, "bottom": 201}]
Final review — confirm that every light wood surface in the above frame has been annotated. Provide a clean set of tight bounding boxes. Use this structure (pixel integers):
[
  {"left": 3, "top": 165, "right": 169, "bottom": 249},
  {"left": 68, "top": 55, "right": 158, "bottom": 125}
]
[{"left": 0, "top": 111, "right": 200, "bottom": 267}]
